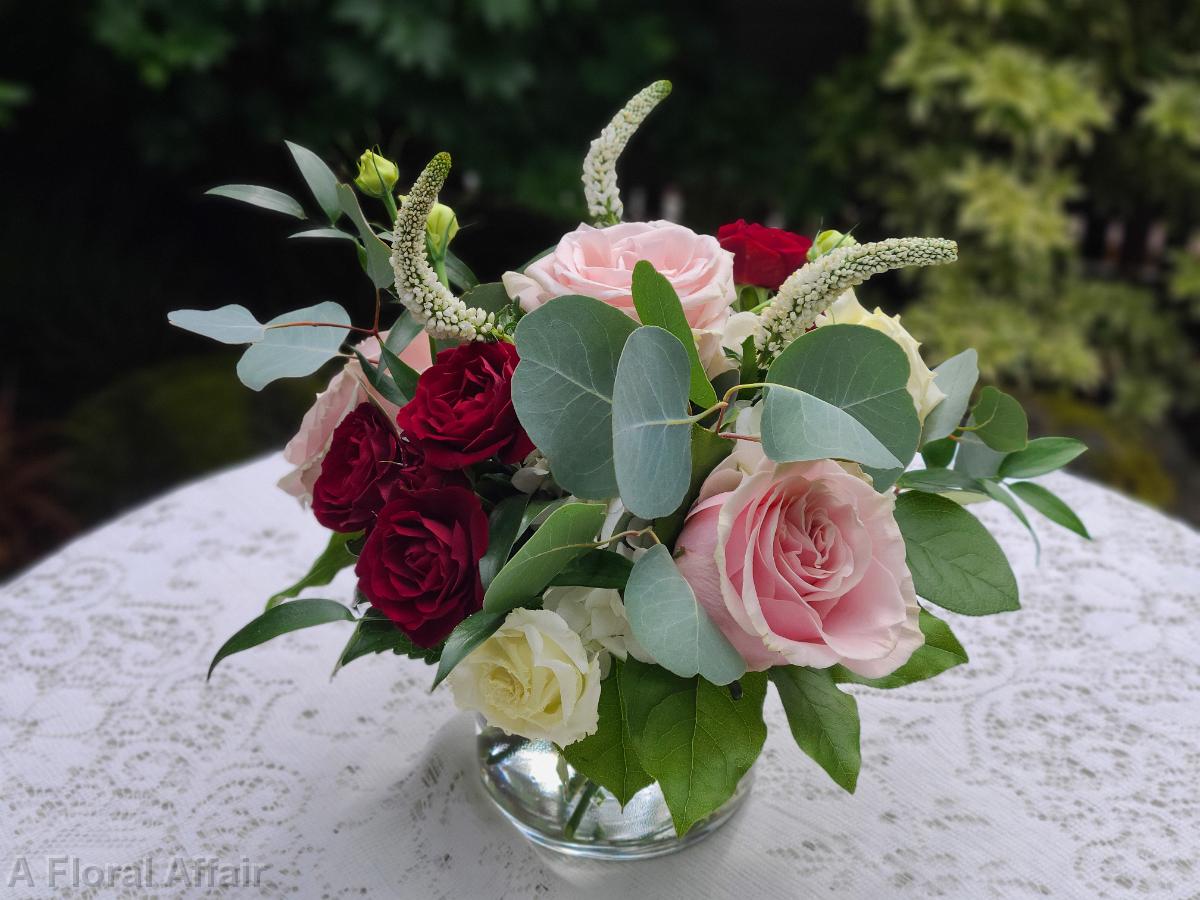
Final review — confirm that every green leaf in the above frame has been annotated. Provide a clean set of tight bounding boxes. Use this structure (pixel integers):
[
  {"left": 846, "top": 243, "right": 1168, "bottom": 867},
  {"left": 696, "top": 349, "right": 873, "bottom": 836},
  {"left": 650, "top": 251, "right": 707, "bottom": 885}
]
[
  {"left": 562, "top": 660, "right": 652, "bottom": 806},
  {"left": 921, "top": 437, "right": 957, "bottom": 468},
  {"left": 511, "top": 295, "right": 637, "bottom": 499},
  {"left": 970, "top": 387, "right": 1028, "bottom": 452},
  {"left": 236, "top": 301, "right": 351, "bottom": 391},
  {"left": 432, "top": 610, "right": 507, "bottom": 688},
  {"left": 897, "top": 468, "right": 985, "bottom": 495},
  {"left": 548, "top": 550, "right": 633, "bottom": 589},
  {"left": 630, "top": 261, "right": 718, "bottom": 408},
  {"left": 377, "top": 341, "right": 419, "bottom": 402},
  {"left": 383, "top": 310, "right": 427, "bottom": 359},
  {"left": 831, "top": 608, "right": 969, "bottom": 689},
  {"left": 894, "top": 491, "right": 1020, "bottom": 615},
  {"left": 998, "top": 437, "right": 1088, "bottom": 479},
  {"left": 980, "top": 479, "right": 1040, "bottom": 554},
  {"left": 336, "top": 183, "right": 394, "bottom": 289},
  {"left": 622, "top": 660, "right": 768, "bottom": 835},
  {"left": 624, "top": 544, "right": 745, "bottom": 685},
  {"left": 654, "top": 425, "right": 731, "bottom": 547},
  {"left": 444, "top": 249, "right": 479, "bottom": 291},
  {"left": 206, "top": 184, "right": 306, "bottom": 219},
  {"left": 769, "top": 666, "right": 860, "bottom": 792},
  {"left": 168, "top": 304, "right": 264, "bottom": 344},
  {"left": 739, "top": 336, "right": 758, "bottom": 387},
  {"left": 761, "top": 385, "right": 902, "bottom": 469},
  {"left": 483, "top": 501, "right": 608, "bottom": 613},
  {"left": 289, "top": 227, "right": 356, "bottom": 241},
  {"left": 353, "top": 350, "right": 407, "bottom": 408},
  {"left": 1009, "top": 481, "right": 1091, "bottom": 539},
  {"left": 285, "top": 140, "right": 342, "bottom": 224},
  {"left": 478, "top": 494, "right": 531, "bottom": 590},
  {"left": 765, "top": 324, "right": 920, "bottom": 490},
  {"left": 334, "top": 608, "right": 442, "bottom": 675},
  {"left": 266, "top": 530, "right": 362, "bottom": 610},
  {"left": 208, "top": 599, "right": 354, "bottom": 679},
  {"left": 920, "top": 348, "right": 978, "bottom": 443},
  {"left": 954, "top": 431, "right": 1007, "bottom": 478},
  {"left": 612, "top": 326, "right": 695, "bottom": 518}
]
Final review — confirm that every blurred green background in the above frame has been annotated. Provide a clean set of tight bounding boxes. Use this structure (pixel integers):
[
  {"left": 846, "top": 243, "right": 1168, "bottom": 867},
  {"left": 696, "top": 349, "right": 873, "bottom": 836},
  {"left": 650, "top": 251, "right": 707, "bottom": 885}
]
[{"left": 2, "top": 0, "right": 1198, "bottom": 577}]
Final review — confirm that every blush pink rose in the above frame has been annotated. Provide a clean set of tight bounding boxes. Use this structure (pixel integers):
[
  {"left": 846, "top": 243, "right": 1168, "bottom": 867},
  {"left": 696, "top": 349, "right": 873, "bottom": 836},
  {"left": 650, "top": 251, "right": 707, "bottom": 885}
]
[
  {"left": 501, "top": 221, "right": 736, "bottom": 331},
  {"left": 674, "top": 435, "right": 922, "bottom": 676},
  {"left": 277, "top": 331, "right": 432, "bottom": 502}
]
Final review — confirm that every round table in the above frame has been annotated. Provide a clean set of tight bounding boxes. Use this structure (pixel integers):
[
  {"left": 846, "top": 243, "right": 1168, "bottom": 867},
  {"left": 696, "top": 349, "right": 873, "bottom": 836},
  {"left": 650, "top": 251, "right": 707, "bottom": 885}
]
[{"left": 1, "top": 456, "right": 1197, "bottom": 898}]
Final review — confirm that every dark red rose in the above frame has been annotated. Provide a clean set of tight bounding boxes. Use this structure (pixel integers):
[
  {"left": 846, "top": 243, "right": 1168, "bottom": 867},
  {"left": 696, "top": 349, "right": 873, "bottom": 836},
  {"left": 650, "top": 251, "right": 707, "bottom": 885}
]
[
  {"left": 395, "top": 341, "right": 535, "bottom": 469},
  {"left": 717, "top": 219, "right": 813, "bottom": 291},
  {"left": 354, "top": 487, "right": 488, "bottom": 646},
  {"left": 312, "top": 403, "right": 451, "bottom": 533}
]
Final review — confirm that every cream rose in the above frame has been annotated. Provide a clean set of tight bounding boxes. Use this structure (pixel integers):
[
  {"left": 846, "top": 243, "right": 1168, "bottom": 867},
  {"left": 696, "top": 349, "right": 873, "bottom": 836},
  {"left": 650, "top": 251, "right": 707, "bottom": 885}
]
[
  {"left": 277, "top": 331, "right": 431, "bottom": 502},
  {"left": 449, "top": 608, "right": 602, "bottom": 746},
  {"left": 816, "top": 291, "right": 945, "bottom": 422},
  {"left": 542, "top": 586, "right": 654, "bottom": 676},
  {"left": 501, "top": 220, "right": 736, "bottom": 331},
  {"left": 674, "top": 420, "right": 923, "bottom": 677}
]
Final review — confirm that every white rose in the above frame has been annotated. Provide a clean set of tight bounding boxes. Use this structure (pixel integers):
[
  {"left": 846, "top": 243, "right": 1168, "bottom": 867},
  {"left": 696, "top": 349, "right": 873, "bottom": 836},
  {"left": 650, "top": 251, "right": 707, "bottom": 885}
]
[
  {"left": 449, "top": 608, "right": 601, "bottom": 746},
  {"left": 816, "top": 290, "right": 946, "bottom": 422},
  {"left": 543, "top": 586, "right": 654, "bottom": 676}
]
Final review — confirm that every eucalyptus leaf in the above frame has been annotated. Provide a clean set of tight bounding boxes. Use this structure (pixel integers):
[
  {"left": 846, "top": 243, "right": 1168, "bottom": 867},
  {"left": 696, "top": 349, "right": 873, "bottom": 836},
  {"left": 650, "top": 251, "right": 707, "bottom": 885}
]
[
  {"left": 336, "top": 183, "right": 394, "bottom": 289},
  {"left": 1010, "top": 481, "right": 1091, "bottom": 539},
  {"left": 208, "top": 598, "right": 354, "bottom": 679},
  {"left": 920, "top": 348, "right": 979, "bottom": 443},
  {"left": 266, "top": 530, "right": 362, "bottom": 610},
  {"left": 562, "top": 662, "right": 653, "bottom": 807},
  {"left": 970, "top": 386, "right": 1028, "bottom": 452},
  {"left": 622, "top": 659, "right": 767, "bottom": 835},
  {"left": 236, "top": 301, "right": 351, "bottom": 391},
  {"left": 954, "top": 430, "right": 1006, "bottom": 478},
  {"left": 624, "top": 544, "right": 745, "bottom": 685},
  {"left": 168, "top": 304, "right": 264, "bottom": 344},
  {"left": 770, "top": 666, "right": 860, "bottom": 792},
  {"left": 285, "top": 140, "right": 342, "bottom": 223},
  {"left": 894, "top": 491, "right": 1019, "bottom": 616},
  {"left": 483, "top": 502, "right": 608, "bottom": 613},
  {"left": 998, "top": 437, "right": 1087, "bottom": 479},
  {"left": 654, "top": 425, "right": 732, "bottom": 547},
  {"left": 761, "top": 385, "right": 902, "bottom": 469},
  {"left": 832, "top": 608, "right": 968, "bottom": 689},
  {"left": 630, "top": 261, "right": 718, "bottom": 408},
  {"left": 511, "top": 296, "right": 637, "bottom": 499},
  {"left": 432, "top": 610, "right": 507, "bottom": 688},
  {"left": 920, "top": 436, "right": 957, "bottom": 469},
  {"left": 206, "top": 184, "right": 306, "bottom": 219},
  {"left": 765, "top": 324, "right": 919, "bottom": 490},
  {"left": 612, "top": 326, "right": 695, "bottom": 518}
]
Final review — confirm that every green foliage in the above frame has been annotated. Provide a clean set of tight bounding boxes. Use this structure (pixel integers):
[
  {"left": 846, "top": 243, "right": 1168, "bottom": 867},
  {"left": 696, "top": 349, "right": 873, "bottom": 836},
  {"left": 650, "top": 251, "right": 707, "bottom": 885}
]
[
  {"left": 208, "top": 598, "right": 355, "bottom": 679},
  {"left": 562, "top": 661, "right": 652, "bottom": 807},
  {"left": 432, "top": 610, "right": 506, "bottom": 688},
  {"left": 653, "top": 425, "right": 732, "bottom": 548},
  {"left": 770, "top": 666, "right": 860, "bottom": 793},
  {"left": 999, "top": 437, "right": 1087, "bottom": 479},
  {"left": 969, "top": 386, "right": 1028, "bottom": 452},
  {"left": 624, "top": 544, "right": 745, "bottom": 685},
  {"left": 1009, "top": 481, "right": 1091, "bottom": 539},
  {"left": 630, "top": 261, "right": 718, "bottom": 408},
  {"left": 335, "top": 607, "right": 442, "bottom": 673},
  {"left": 205, "top": 184, "right": 306, "bottom": 219},
  {"left": 832, "top": 608, "right": 968, "bottom": 690},
  {"left": 266, "top": 530, "right": 361, "bottom": 610},
  {"left": 921, "top": 348, "right": 978, "bottom": 444},
  {"left": 548, "top": 550, "right": 633, "bottom": 590},
  {"left": 622, "top": 659, "right": 768, "bottom": 835}
]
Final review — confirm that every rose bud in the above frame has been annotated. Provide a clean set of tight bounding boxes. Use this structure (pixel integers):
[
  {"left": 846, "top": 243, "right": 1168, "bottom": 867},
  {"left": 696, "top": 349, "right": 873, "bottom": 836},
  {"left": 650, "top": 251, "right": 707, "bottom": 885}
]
[
  {"left": 395, "top": 341, "right": 534, "bottom": 469},
  {"left": 717, "top": 219, "right": 813, "bottom": 291},
  {"left": 355, "top": 487, "right": 488, "bottom": 647}
]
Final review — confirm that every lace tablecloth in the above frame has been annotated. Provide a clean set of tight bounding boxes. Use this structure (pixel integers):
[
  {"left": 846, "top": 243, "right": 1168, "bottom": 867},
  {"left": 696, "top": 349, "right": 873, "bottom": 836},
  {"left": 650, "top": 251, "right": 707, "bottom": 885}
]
[{"left": 2, "top": 455, "right": 1198, "bottom": 898}]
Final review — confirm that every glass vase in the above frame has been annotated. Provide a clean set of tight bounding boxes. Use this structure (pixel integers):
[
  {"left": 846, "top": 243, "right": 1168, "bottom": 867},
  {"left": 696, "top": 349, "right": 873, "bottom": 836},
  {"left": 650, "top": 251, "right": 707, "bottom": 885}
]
[{"left": 475, "top": 717, "right": 753, "bottom": 860}]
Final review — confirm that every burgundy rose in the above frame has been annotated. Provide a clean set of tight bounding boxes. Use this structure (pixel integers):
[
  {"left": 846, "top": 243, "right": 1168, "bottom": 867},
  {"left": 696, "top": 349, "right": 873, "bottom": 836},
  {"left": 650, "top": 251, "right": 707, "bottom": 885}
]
[
  {"left": 312, "top": 403, "right": 449, "bottom": 533},
  {"left": 354, "top": 487, "right": 488, "bottom": 646},
  {"left": 717, "top": 219, "right": 813, "bottom": 291},
  {"left": 395, "top": 341, "right": 534, "bottom": 469}
]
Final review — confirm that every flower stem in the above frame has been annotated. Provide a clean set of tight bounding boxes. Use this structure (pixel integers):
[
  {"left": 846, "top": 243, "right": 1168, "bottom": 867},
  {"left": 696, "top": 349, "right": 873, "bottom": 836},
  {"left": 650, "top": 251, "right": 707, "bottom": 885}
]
[{"left": 563, "top": 780, "right": 602, "bottom": 841}]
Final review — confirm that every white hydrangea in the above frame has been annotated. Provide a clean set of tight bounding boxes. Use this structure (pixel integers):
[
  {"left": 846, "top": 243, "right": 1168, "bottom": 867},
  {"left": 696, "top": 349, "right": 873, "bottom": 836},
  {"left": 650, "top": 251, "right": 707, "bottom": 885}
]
[
  {"left": 390, "top": 152, "right": 498, "bottom": 342},
  {"left": 542, "top": 586, "right": 654, "bottom": 677},
  {"left": 757, "top": 237, "right": 958, "bottom": 357},
  {"left": 582, "top": 80, "right": 672, "bottom": 226}
]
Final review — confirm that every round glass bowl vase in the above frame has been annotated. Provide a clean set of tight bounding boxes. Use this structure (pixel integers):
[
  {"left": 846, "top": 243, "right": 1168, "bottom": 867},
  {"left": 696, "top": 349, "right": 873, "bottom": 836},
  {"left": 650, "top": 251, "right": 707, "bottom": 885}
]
[{"left": 475, "top": 717, "right": 753, "bottom": 860}]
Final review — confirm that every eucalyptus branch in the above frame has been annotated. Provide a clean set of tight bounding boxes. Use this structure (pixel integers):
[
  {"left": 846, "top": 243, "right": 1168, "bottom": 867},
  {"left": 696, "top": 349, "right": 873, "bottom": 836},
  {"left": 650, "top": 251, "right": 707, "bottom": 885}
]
[{"left": 711, "top": 382, "right": 768, "bottom": 432}]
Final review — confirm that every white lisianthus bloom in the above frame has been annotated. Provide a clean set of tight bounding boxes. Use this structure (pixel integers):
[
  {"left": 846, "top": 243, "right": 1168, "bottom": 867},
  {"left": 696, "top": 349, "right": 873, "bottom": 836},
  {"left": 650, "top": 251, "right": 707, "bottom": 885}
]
[
  {"left": 543, "top": 586, "right": 654, "bottom": 676},
  {"left": 816, "top": 290, "right": 946, "bottom": 422},
  {"left": 449, "top": 608, "right": 601, "bottom": 747}
]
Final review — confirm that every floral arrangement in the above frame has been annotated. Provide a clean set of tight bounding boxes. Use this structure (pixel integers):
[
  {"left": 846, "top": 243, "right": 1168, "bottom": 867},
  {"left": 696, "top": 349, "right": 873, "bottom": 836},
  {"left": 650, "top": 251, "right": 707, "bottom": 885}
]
[{"left": 176, "top": 82, "right": 1090, "bottom": 837}]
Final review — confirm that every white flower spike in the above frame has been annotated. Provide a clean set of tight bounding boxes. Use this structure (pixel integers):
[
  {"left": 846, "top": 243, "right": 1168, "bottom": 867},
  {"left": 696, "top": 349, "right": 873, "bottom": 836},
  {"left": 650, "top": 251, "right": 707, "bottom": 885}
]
[
  {"left": 582, "top": 80, "right": 672, "bottom": 226},
  {"left": 390, "top": 152, "right": 498, "bottom": 342},
  {"left": 757, "top": 237, "right": 958, "bottom": 356}
]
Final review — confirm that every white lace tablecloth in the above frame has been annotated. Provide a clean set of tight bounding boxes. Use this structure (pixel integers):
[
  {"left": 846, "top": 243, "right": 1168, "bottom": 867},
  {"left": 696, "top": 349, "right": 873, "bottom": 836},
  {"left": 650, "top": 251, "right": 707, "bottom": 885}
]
[{"left": 2, "top": 455, "right": 1198, "bottom": 898}]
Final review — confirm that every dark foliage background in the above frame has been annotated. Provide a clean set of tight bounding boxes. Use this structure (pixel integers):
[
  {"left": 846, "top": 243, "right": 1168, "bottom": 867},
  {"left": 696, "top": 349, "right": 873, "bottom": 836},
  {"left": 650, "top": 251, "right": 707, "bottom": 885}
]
[{"left": 1, "top": 0, "right": 1196, "bottom": 577}]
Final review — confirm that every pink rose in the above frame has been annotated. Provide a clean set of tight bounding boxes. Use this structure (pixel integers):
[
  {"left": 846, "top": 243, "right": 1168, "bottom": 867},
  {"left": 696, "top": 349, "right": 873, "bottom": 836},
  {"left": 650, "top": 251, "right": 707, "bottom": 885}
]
[
  {"left": 674, "top": 435, "right": 922, "bottom": 676},
  {"left": 502, "top": 221, "right": 736, "bottom": 331},
  {"left": 277, "top": 331, "right": 432, "bottom": 502}
]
